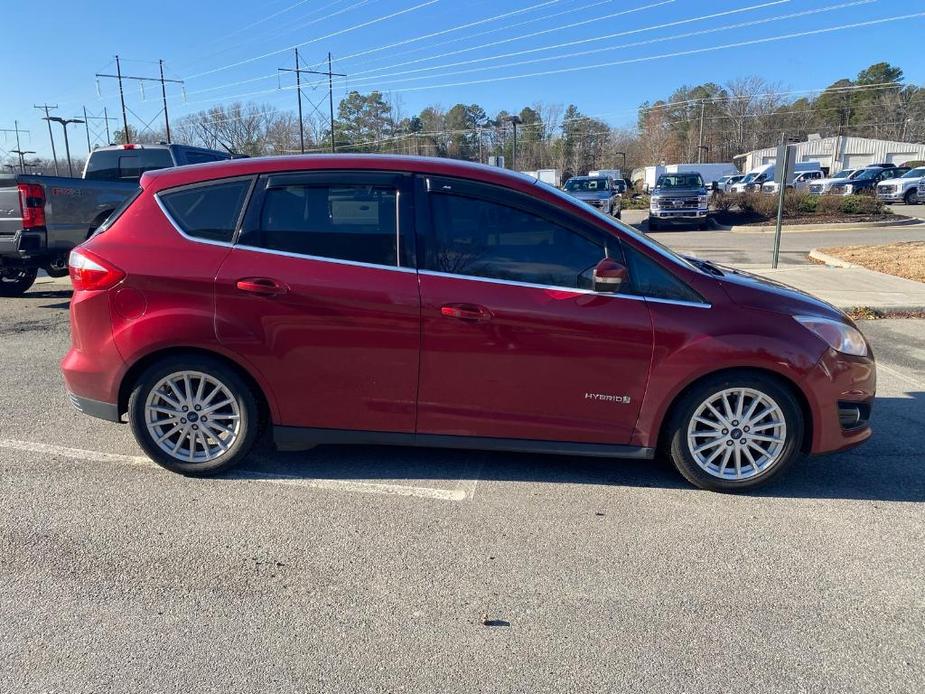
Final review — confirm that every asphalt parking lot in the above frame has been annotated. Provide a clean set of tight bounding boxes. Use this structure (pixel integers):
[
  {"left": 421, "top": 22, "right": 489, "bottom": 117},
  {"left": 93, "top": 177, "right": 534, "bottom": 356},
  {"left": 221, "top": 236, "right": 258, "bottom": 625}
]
[{"left": 1, "top": 279, "right": 923, "bottom": 693}]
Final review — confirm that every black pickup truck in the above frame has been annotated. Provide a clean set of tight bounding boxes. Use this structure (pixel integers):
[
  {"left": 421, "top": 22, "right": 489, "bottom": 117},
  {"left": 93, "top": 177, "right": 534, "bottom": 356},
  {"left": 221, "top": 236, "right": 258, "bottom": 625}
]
[{"left": 0, "top": 143, "right": 234, "bottom": 296}]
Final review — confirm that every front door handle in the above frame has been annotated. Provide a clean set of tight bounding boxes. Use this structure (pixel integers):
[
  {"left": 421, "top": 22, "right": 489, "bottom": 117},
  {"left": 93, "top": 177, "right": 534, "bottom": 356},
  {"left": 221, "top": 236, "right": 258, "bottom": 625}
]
[
  {"left": 235, "top": 277, "right": 290, "bottom": 297},
  {"left": 440, "top": 303, "right": 493, "bottom": 322}
]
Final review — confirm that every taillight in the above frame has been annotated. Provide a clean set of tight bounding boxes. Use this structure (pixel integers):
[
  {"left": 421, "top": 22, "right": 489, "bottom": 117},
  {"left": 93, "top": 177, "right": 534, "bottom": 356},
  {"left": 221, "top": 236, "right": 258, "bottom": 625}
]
[
  {"left": 18, "top": 183, "right": 46, "bottom": 229},
  {"left": 68, "top": 248, "right": 125, "bottom": 291}
]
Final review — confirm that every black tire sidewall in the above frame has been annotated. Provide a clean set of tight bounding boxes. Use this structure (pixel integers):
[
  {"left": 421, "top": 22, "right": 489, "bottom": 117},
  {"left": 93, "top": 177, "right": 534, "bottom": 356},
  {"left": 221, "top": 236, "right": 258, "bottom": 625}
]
[
  {"left": 128, "top": 355, "right": 258, "bottom": 476},
  {"left": 0, "top": 267, "right": 38, "bottom": 297},
  {"left": 667, "top": 374, "right": 804, "bottom": 492}
]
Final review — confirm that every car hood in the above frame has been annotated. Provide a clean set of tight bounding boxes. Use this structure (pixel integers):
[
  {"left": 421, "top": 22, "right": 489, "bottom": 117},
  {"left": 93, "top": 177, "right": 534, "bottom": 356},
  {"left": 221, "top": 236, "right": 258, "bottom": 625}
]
[
  {"left": 712, "top": 263, "right": 844, "bottom": 321},
  {"left": 878, "top": 176, "right": 921, "bottom": 186},
  {"left": 568, "top": 190, "right": 611, "bottom": 200}
]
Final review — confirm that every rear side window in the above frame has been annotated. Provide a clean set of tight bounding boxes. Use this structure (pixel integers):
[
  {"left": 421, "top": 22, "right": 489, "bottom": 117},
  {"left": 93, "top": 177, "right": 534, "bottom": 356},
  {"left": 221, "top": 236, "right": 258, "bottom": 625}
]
[
  {"left": 183, "top": 151, "right": 227, "bottom": 165},
  {"left": 85, "top": 149, "right": 175, "bottom": 181},
  {"left": 95, "top": 187, "right": 142, "bottom": 235},
  {"left": 250, "top": 183, "right": 400, "bottom": 267},
  {"left": 159, "top": 179, "right": 251, "bottom": 243}
]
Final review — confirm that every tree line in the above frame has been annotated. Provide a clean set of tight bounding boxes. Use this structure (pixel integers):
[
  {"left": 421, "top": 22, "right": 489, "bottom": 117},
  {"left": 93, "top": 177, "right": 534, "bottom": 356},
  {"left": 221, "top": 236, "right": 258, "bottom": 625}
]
[{"left": 6, "top": 62, "right": 922, "bottom": 179}]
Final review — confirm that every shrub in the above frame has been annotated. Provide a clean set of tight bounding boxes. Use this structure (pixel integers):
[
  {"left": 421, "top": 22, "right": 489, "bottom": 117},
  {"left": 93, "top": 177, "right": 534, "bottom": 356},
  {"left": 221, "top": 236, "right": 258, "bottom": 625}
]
[
  {"left": 712, "top": 191, "right": 735, "bottom": 212},
  {"left": 839, "top": 194, "right": 884, "bottom": 215},
  {"left": 735, "top": 192, "right": 760, "bottom": 213},
  {"left": 622, "top": 194, "right": 650, "bottom": 210}
]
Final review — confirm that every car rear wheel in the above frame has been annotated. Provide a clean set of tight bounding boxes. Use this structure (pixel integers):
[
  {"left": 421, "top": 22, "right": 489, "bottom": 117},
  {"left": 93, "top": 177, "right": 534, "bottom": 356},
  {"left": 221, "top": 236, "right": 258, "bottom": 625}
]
[
  {"left": 128, "top": 355, "right": 259, "bottom": 476},
  {"left": 0, "top": 267, "right": 38, "bottom": 297},
  {"left": 666, "top": 374, "right": 803, "bottom": 492}
]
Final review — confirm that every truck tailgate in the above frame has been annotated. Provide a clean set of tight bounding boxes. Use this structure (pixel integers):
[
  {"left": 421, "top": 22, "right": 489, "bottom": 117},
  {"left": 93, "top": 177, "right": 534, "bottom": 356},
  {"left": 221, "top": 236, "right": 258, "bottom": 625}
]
[{"left": 0, "top": 184, "right": 21, "bottom": 238}]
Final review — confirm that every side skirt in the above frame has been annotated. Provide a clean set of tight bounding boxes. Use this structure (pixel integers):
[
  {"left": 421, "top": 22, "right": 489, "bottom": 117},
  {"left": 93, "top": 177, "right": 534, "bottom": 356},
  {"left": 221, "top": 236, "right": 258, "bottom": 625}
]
[{"left": 274, "top": 426, "right": 656, "bottom": 460}]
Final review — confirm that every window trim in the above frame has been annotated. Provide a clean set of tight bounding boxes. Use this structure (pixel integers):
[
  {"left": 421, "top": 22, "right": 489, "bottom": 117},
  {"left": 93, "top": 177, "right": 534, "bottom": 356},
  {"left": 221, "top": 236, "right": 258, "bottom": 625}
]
[
  {"left": 154, "top": 175, "right": 257, "bottom": 248},
  {"left": 236, "top": 170, "right": 415, "bottom": 270}
]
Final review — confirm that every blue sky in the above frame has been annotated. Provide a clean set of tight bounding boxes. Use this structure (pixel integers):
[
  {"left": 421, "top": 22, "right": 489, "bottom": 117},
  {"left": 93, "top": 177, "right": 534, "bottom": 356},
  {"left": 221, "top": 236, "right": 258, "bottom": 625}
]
[{"left": 2, "top": 0, "right": 923, "bottom": 159}]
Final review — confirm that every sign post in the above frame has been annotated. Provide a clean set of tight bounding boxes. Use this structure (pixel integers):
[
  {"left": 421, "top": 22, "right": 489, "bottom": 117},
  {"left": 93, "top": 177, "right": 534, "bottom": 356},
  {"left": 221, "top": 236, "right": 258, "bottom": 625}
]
[{"left": 771, "top": 143, "right": 796, "bottom": 269}]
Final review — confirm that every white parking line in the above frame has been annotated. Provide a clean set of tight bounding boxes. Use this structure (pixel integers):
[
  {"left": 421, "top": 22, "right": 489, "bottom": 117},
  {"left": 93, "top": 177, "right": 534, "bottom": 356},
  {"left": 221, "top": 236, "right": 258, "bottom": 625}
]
[
  {"left": 0, "top": 438, "right": 472, "bottom": 502},
  {"left": 877, "top": 363, "right": 925, "bottom": 391}
]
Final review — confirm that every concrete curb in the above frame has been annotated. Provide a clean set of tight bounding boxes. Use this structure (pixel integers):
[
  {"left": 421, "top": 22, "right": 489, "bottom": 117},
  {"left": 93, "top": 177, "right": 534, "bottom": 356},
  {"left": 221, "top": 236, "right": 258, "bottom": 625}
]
[
  {"left": 807, "top": 249, "right": 859, "bottom": 268},
  {"left": 715, "top": 216, "right": 924, "bottom": 233}
]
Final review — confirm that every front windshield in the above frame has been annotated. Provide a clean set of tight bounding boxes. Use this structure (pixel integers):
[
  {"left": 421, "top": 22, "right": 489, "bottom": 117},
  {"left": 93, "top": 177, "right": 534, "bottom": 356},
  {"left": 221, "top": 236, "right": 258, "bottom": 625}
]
[
  {"left": 563, "top": 177, "right": 610, "bottom": 192},
  {"left": 832, "top": 169, "right": 853, "bottom": 179},
  {"left": 902, "top": 168, "right": 925, "bottom": 178},
  {"left": 655, "top": 174, "right": 704, "bottom": 188},
  {"left": 741, "top": 173, "right": 757, "bottom": 183},
  {"left": 535, "top": 180, "right": 700, "bottom": 273},
  {"left": 853, "top": 169, "right": 881, "bottom": 181}
]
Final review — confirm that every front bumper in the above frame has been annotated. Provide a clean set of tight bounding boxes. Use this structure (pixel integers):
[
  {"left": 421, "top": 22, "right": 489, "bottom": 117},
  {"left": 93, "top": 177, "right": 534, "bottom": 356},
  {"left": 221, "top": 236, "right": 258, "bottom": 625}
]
[
  {"left": 805, "top": 348, "right": 876, "bottom": 455},
  {"left": 650, "top": 208, "right": 708, "bottom": 221},
  {"left": 876, "top": 191, "right": 904, "bottom": 201}
]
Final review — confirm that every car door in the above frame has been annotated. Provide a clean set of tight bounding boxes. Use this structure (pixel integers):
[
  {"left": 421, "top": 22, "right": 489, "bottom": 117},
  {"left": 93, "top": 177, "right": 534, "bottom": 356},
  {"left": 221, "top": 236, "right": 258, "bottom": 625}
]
[
  {"left": 415, "top": 176, "right": 654, "bottom": 446},
  {"left": 214, "top": 171, "right": 420, "bottom": 434}
]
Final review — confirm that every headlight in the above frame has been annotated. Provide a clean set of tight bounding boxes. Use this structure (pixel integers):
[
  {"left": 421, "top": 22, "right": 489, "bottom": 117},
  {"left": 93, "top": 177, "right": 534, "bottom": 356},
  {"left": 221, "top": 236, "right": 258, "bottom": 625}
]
[
  {"left": 698, "top": 195, "right": 708, "bottom": 205},
  {"left": 650, "top": 196, "right": 660, "bottom": 208},
  {"left": 794, "top": 316, "right": 868, "bottom": 356},
  {"left": 844, "top": 184, "right": 853, "bottom": 194}
]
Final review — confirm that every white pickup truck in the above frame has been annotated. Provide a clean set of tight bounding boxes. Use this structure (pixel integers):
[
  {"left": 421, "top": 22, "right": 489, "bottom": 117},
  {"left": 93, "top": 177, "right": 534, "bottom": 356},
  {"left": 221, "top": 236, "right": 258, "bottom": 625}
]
[
  {"left": 806, "top": 169, "right": 857, "bottom": 196},
  {"left": 876, "top": 166, "right": 925, "bottom": 204},
  {"left": 761, "top": 170, "right": 826, "bottom": 195}
]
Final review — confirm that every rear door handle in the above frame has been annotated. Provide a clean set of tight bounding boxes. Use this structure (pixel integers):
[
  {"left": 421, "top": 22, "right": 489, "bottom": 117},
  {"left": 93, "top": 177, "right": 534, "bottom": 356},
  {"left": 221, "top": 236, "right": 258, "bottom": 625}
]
[
  {"left": 440, "top": 303, "right": 493, "bottom": 322},
  {"left": 235, "top": 277, "right": 290, "bottom": 297}
]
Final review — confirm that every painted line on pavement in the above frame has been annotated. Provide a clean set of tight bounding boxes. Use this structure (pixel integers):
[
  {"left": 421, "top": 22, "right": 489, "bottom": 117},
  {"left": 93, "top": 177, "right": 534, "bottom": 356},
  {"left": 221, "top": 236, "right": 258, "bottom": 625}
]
[
  {"left": 0, "top": 438, "right": 469, "bottom": 502},
  {"left": 876, "top": 363, "right": 925, "bottom": 391}
]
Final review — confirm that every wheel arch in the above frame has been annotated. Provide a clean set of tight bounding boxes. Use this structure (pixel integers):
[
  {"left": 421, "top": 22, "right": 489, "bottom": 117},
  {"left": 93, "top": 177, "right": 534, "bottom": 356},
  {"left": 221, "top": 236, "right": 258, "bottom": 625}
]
[
  {"left": 117, "top": 346, "right": 272, "bottom": 427},
  {"left": 656, "top": 366, "right": 814, "bottom": 454}
]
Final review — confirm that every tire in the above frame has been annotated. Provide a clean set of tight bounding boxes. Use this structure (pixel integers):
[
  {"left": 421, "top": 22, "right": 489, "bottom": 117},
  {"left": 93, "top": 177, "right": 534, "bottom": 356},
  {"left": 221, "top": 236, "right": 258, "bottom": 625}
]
[
  {"left": 44, "top": 255, "right": 70, "bottom": 278},
  {"left": 0, "top": 267, "right": 38, "bottom": 297},
  {"left": 698, "top": 221, "right": 708, "bottom": 231},
  {"left": 904, "top": 189, "right": 917, "bottom": 205},
  {"left": 614, "top": 209, "right": 622, "bottom": 220},
  {"left": 665, "top": 373, "right": 804, "bottom": 492},
  {"left": 128, "top": 354, "right": 259, "bottom": 476}
]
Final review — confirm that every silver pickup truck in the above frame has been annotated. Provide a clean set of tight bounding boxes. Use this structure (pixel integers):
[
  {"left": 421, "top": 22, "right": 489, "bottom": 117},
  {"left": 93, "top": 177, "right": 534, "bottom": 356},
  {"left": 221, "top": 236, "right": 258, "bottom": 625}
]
[{"left": 0, "top": 143, "right": 233, "bottom": 296}]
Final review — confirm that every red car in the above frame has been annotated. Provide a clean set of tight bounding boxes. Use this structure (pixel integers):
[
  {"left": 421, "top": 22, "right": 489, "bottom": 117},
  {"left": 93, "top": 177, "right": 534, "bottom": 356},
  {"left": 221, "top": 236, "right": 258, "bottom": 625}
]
[{"left": 61, "top": 155, "right": 875, "bottom": 491}]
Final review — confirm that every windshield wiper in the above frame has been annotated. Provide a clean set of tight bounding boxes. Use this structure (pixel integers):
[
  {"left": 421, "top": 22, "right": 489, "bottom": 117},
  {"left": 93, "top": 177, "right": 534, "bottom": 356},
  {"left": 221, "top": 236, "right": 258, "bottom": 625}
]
[{"left": 684, "top": 256, "right": 725, "bottom": 276}]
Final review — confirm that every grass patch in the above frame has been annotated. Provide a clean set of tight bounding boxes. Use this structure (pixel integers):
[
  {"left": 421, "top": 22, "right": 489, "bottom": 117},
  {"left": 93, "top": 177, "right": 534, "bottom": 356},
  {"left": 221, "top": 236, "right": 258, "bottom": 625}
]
[{"left": 818, "top": 241, "right": 925, "bottom": 283}]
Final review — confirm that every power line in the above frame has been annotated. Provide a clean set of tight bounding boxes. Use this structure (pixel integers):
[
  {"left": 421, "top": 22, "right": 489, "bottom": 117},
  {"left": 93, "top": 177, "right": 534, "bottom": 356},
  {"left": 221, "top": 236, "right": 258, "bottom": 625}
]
[
  {"left": 96, "top": 56, "right": 184, "bottom": 143},
  {"left": 185, "top": 0, "right": 440, "bottom": 80},
  {"left": 278, "top": 49, "right": 347, "bottom": 153},
  {"left": 34, "top": 104, "right": 60, "bottom": 175}
]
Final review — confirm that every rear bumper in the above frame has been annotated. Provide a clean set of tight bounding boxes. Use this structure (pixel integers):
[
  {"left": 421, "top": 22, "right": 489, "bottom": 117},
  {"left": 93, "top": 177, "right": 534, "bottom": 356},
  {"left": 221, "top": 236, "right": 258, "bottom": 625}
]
[
  {"left": 805, "top": 349, "right": 876, "bottom": 455},
  {"left": 66, "top": 391, "right": 121, "bottom": 422},
  {"left": 0, "top": 229, "right": 47, "bottom": 260}
]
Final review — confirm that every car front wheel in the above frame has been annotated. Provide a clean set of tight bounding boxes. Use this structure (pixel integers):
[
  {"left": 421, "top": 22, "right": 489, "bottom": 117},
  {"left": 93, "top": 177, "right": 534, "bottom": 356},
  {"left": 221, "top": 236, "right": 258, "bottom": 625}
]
[
  {"left": 128, "top": 355, "right": 259, "bottom": 476},
  {"left": 666, "top": 374, "right": 804, "bottom": 492},
  {"left": 904, "top": 189, "right": 917, "bottom": 205}
]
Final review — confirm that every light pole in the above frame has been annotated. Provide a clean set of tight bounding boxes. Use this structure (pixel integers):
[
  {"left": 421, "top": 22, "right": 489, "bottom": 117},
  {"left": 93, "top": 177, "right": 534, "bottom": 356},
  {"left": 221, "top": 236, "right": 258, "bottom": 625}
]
[
  {"left": 615, "top": 151, "right": 626, "bottom": 172},
  {"left": 45, "top": 117, "right": 85, "bottom": 177},
  {"left": 504, "top": 115, "right": 523, "bottom": 170},
  {"left": 10, "top": 150, "right": 35, "bottom": 174}
]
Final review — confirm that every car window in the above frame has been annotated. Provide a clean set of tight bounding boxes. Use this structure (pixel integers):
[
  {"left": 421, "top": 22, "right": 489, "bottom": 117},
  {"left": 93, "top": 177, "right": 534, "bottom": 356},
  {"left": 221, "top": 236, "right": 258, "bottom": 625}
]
[
  {"left": 426, "top": 192, "right": 604, "bottom": 290},
  {"left": 622, "top": 244, "right": 704, "bottom": 304},
  {"left": 85, "top": 149, "right": 175, "bottom": 181},
  {"left": 251, "top": 183, "right": 400, "bottom": 267},
  {"left": 159, "top": 179, "right": 251, "bottom": 243},
  {"left": 184, "top": 151, "right": 226, "bottom": 165}
]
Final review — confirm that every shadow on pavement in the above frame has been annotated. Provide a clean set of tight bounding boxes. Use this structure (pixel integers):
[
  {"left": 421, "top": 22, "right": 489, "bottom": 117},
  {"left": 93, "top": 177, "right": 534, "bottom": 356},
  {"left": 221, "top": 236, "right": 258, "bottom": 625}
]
[{"left": 226, "top": 393, "right": 924, "bottom": 503}]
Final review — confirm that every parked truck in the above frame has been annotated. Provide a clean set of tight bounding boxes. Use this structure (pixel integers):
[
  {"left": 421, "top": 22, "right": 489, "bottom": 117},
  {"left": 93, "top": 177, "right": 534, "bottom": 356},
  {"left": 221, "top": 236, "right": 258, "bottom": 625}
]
[{"left": 0, "top": 143, "right": 234, "bottom": 296}]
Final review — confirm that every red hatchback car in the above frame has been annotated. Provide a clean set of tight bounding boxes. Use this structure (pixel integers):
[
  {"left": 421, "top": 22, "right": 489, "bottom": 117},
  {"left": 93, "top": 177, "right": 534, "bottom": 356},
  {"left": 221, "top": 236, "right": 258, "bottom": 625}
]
[{"left": 62, "top": 155, "right": 875, "bottom": 491}]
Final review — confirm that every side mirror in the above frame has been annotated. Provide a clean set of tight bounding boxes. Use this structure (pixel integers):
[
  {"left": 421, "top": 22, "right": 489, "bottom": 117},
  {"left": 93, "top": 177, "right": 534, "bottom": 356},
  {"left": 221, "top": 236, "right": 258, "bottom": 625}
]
[{"left": 593, "top": 257, "right": 628, "bottom": 293}]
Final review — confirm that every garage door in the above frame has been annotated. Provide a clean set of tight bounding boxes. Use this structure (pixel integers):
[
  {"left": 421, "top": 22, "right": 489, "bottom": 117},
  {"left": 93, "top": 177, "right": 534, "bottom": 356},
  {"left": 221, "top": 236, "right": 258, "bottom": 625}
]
[{"left": 843, "top": 154, "right": 873, "bottom": 168}]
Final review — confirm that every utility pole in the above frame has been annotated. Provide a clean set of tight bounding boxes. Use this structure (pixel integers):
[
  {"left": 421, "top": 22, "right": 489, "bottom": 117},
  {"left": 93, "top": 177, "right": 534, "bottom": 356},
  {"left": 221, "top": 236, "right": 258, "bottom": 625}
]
[
  {"left": 504, "top": 115, "right": 523, "bottom": 170},
  {"left": 0, "top": 122, "right": 30, "bottom": 173},
  {"left": 34, "top": 104, "right": 60, "bottom": 175},
  {"left": 277, "top": 49, "right": 307, "bottom": 153},
  {"left": 80, "top": 109, "right": 118, "bottom": 151},
  {"left": 97, "top": 56, "right": 183, "bottom": 144},
  {"left": 698, "top": 99, "right": 706, "bottom": 164},
  {"left": 103, "top": 107, "right": 112, "bottom": 144},
  {"left": 278, "top": 53, "right": 345, "bottom": 153}
]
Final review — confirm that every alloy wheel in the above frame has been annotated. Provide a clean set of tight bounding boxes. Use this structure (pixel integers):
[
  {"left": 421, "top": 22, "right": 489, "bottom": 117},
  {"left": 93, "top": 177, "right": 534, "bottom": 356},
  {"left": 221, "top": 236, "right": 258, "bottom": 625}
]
[
  {"left": 686, "top": 387, "right": 788, "bottom": 481},
  {"left": 144, "top": 370, "right": 241, "bottom": 464}
]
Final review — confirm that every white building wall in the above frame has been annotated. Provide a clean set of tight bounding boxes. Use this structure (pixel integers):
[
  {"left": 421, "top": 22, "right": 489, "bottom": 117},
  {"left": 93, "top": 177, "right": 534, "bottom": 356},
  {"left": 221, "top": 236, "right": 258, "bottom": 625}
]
[{"left": 738, "top": 136, "right": 925, "bottom": 174}]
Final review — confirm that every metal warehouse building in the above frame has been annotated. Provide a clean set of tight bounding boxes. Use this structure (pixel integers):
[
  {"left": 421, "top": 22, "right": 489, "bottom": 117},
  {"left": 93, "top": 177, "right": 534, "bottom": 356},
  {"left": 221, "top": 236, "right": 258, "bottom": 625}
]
[{"left": 736, "top": 135, "right": 925, "bottom": 174}]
